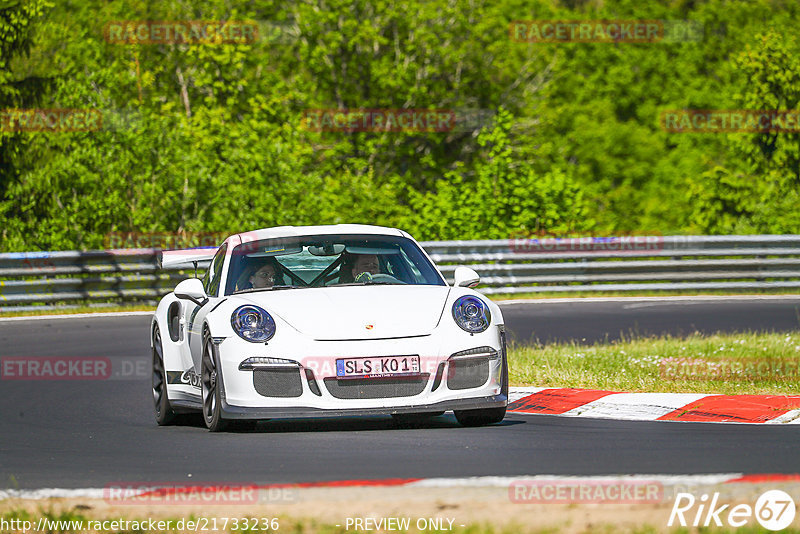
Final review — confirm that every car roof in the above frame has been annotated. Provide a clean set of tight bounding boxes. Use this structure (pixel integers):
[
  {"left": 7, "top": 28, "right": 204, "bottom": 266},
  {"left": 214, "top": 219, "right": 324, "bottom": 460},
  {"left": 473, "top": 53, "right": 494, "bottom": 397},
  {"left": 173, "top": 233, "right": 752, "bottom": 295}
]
[{"left": 234, "top": 224, "right": 407, "bottom": 242}]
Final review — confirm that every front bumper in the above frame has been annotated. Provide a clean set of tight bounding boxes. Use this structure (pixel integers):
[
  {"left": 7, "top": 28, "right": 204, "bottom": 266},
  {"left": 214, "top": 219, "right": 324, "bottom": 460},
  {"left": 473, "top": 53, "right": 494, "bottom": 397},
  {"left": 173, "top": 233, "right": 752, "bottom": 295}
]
[
  {"left": 220, "top": 394, "right": 507, "bottom": 419},
  {"left": 212, "top": 326, "right": 507, "bottom": 418}
]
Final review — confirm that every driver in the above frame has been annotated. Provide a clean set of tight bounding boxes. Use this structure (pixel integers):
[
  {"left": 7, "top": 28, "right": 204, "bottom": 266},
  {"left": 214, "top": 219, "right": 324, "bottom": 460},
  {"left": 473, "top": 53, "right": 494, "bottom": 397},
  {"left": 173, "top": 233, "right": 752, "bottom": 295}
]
[
  {"left": 351, "top": 254, "right": 380, "bottom": 280},
  {"left": 338, "top": 252, "right": 382, "bottom": 283}
]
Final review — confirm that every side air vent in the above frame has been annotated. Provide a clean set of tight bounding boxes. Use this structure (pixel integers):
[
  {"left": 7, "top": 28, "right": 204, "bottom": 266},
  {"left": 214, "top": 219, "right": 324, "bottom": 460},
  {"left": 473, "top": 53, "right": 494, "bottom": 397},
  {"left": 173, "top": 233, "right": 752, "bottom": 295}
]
[
  {"left": 305, "top": 369, "right": 322, "bottom": 396},
  {"left": 431, "top": 362, "right": 446, "bottom": 391},
  {"left": 167, "top": 302, "right": 181, "bottom": 342}
]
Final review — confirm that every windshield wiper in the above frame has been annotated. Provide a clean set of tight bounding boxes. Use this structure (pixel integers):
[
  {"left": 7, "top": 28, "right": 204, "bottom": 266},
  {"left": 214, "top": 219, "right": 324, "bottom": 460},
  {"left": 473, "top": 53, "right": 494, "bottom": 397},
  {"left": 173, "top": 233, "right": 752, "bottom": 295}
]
[
  {"left": 234, "top": 285, "right": 303, "bottom": 294},
  {"left": 336, "top": 281, "right": 395, "bottom": 286}
]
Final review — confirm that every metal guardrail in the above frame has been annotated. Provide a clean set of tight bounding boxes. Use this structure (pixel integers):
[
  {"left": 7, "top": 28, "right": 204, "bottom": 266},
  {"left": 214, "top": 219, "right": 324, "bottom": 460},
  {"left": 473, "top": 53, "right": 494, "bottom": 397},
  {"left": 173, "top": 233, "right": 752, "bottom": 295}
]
[{"left": 2, "top": 235, "right": 800, "bottom": 311}]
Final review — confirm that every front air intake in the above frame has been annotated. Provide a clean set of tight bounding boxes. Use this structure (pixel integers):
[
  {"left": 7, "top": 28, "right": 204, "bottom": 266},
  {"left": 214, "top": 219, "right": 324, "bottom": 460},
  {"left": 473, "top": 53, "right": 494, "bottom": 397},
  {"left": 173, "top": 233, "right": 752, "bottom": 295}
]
[
  {"left": 447, "top": 357, "right": 490, "bottom": 390},
  {"left": 253, "top": 368, "right": 303, "bottom": 397},
  {"left": 323, "top": 375, "right": 430, "bottom": 399}
]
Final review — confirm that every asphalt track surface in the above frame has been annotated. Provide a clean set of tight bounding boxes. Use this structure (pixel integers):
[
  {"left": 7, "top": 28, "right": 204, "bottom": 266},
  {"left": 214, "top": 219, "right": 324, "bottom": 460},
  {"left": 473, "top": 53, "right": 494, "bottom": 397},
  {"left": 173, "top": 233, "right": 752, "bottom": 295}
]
[
  {"left": 1, "top": 297, "right": 800, "bottom": 489},
  {"left": 501, "top": 297, "right": 800, "bottom": 344}
]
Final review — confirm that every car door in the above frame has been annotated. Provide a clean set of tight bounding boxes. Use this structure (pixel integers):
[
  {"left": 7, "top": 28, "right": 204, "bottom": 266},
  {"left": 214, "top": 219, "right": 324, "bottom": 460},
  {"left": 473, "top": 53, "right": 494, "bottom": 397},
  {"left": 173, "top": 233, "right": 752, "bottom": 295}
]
[{"left": 188, "top": 242, "right": 228, "bottom": 372}]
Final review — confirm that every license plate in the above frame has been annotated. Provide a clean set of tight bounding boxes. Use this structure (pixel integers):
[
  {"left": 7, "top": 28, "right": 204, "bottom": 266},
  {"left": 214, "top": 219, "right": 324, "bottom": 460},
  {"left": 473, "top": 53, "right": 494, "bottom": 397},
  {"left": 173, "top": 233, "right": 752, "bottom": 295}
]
[{"left": 336, "top": 355, "right": 420, "bottom": 379}]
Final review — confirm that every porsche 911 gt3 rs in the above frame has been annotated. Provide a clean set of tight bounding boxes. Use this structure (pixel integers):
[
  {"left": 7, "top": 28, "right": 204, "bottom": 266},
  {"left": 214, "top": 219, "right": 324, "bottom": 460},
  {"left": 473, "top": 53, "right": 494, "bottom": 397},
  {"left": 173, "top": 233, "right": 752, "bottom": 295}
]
[{"left": 151, "top": 224, "right": 508, "bottom": 431}]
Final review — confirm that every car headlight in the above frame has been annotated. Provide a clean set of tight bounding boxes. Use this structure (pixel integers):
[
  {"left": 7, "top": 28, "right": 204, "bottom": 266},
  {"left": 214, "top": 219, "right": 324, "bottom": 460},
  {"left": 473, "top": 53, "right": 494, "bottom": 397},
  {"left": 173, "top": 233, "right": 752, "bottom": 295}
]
[
  {"left": 231, "top": 305, "right": 276, "bottom": 342},
  {"left": 452, "top": 296, "right": 491, "bottom": 333}
]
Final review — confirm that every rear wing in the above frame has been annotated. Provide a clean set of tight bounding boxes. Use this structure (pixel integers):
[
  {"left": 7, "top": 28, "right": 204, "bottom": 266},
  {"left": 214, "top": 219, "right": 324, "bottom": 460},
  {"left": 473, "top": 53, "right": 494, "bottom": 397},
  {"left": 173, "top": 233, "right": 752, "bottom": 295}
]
[{"left": 158, "top": 247, "right": 217, "bottom": 270}]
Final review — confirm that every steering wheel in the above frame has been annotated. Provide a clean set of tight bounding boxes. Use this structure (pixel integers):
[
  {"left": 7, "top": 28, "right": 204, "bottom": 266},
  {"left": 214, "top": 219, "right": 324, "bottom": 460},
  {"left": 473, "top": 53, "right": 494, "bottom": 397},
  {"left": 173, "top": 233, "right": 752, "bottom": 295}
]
[{"left": 354, "top": 272, "right": 405, "bottom": 284}]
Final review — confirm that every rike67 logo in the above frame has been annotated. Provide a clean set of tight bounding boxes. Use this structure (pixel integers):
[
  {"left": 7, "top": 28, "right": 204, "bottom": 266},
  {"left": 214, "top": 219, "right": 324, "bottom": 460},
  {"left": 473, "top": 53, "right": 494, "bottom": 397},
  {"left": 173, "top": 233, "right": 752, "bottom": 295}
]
[{"left": 669, "top": 490, "right": 796, "bottom": 531}]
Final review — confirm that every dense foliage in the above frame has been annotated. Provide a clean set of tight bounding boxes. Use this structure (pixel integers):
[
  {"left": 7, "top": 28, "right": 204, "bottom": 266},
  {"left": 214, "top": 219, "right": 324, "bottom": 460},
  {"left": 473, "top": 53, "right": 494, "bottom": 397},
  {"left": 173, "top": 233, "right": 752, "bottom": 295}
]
[{"left": 1, "top": 0, "right": 799, "bottom": 251}]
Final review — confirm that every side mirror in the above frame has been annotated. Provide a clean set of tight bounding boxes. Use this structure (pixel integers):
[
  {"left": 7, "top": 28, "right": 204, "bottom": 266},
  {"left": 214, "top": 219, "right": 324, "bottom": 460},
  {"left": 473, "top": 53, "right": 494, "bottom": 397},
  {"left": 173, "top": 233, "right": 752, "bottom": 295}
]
[
  {"left": 453, "top": 266, "right": 480, "bottom": 288},
  {"left": 174, "top": 278, "right": 208, "bottom": 306}
]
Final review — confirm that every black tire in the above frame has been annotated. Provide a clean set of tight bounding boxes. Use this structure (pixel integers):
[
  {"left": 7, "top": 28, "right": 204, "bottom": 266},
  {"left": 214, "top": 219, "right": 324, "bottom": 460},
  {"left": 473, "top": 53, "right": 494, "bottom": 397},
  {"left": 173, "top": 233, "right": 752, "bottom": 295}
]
[
  {"left": 501, "top": 345, "right": 509, "bottom": 398},
  {"left": 201, "top": 331, "right": 228, "bottom": 432},
  {"left": 454, "top": 351, "right": 509, "bottom": 427},
  {"left": 152, "top": 325, "right": 176, "bottom": 425},
  {"left": 454, "top": 406, "right": 507, "bottom": 427}
]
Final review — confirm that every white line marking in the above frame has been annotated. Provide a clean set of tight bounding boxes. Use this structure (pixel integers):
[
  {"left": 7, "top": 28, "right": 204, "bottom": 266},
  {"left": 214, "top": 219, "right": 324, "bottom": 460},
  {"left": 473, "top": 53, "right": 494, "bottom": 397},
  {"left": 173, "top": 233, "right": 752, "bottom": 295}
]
[
  {"left": 497, "top": 295, "right": 800, "bottom": 306},
  {"left": 0, "top": 311, "right": 154, "bottom": 322},
  {"left": 0, "top": 488, "right": 105, "bottom": 500},
  {"left": 407, "top": 474, "right": 744, "bottom": 487},
  {"left": 562, "top": 392, "right": 711, "bottom": 420},
  {"left": 508, "top": 387, "right": 546, "bottom": 403},
  {"left": 0, "top": 474, "right": 755, "bottom": 499},
  {"left": 769, "top": 409, "right": 800, "bottom": 424},
  {"left": 3, "top": 295, "right": 797, "bottom": 319},
  {"left": 508, "top": 409, "right": 800, "bottom": 425},
  {"left": 508, "top": 390, "right": 800, "bottom": 424}
]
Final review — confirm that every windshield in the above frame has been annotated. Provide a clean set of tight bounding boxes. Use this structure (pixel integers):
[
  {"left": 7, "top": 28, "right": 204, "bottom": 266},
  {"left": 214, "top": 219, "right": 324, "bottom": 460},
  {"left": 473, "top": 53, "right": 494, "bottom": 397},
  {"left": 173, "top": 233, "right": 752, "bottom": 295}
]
[{"left": 224, "top": 234, "right": 445, "bottom": 295}]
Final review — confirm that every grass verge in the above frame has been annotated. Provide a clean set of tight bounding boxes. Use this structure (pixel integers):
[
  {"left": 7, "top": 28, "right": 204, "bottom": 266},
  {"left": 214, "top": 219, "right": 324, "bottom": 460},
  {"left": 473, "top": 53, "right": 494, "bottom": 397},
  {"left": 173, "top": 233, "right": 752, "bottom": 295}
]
[{"left": 508, "top": 331, "right": 800, "bottom": 395}]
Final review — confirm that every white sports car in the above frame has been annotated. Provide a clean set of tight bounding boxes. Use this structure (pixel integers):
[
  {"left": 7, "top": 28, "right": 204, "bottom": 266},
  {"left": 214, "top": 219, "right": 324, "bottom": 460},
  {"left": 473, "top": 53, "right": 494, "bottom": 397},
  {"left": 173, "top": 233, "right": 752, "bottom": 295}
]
[{"left": 151, "top": 224, "right": 508, "bottom": 431}]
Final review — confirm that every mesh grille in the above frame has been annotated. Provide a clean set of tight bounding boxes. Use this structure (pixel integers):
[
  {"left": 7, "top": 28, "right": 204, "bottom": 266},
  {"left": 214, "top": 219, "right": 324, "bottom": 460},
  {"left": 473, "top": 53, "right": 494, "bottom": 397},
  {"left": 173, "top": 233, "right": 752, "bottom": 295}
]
[
  {"left": 323, "top": 375, "right": 430, "bottom": 399},
  {"left": 253, "top": 369, "right": 303, "bottom": 398},
  {"left": 447, "top": 358, "right": 490, "bottom": 390}
]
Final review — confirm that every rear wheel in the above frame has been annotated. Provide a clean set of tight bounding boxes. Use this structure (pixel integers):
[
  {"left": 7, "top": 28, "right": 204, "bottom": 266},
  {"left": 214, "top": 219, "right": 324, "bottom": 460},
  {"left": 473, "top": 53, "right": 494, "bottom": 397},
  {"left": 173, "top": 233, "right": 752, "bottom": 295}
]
[
  {"left": 152, "top": 325, "right": 175, "bottom": 425},
  {"left": 202, "top": 331, "right": 228, "bottom": 432}
]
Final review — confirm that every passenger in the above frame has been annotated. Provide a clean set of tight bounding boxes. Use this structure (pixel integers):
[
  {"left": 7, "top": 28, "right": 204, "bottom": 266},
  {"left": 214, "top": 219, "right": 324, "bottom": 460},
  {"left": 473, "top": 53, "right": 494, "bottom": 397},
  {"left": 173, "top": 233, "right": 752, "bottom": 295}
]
[
  {"left": 235, "top": 257, "right": 284, "bottom": 291},
  {"left": 250, "top": 262, "right": 277, "bottom": 289}
]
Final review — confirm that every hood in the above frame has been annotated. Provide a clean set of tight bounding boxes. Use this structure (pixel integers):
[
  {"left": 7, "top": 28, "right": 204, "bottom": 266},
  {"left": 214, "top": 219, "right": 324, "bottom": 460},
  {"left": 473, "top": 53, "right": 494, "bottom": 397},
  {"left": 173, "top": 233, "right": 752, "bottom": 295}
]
[{"left": 237, "top": 285, "right": 451, "bottom": 340}]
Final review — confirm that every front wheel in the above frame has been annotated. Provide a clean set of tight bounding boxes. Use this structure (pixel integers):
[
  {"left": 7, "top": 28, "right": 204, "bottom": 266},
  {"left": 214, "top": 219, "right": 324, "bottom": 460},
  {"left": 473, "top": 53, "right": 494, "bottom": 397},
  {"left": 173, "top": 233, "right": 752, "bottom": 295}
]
[
  {"left": 454, "top": 350, "right": 508, "bottom": 427},
  {"left": 152, "top": 325, "right": 175, "bottom": 425},
  {"left": 202, "top": 332, "right": 228, "bottom": 432},
  {"left": 454, "top": 406, "right": 507, "bottom": 427}
]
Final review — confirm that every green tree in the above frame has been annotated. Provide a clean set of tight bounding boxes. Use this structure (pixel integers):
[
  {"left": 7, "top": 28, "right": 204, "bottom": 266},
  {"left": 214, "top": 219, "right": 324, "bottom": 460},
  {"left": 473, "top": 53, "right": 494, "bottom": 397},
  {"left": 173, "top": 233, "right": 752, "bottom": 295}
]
[
  {"left": 0, "top": 0, "right": 51, "bottom": 245},
  {"left": 690, "top": 31, "right": 800, "bottom": 233},
  {"left": 401, "top": 109, "right": 592, "bottom": 239}
]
